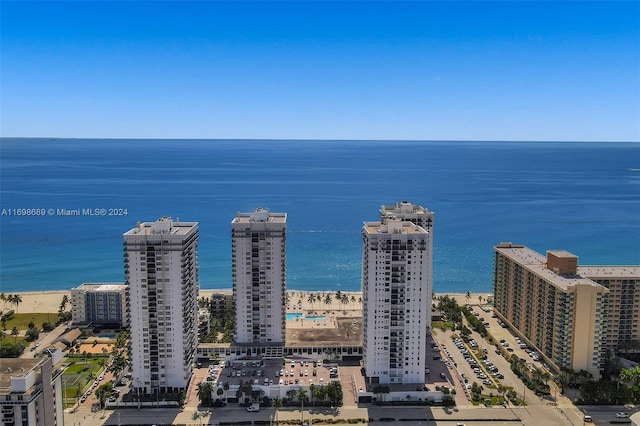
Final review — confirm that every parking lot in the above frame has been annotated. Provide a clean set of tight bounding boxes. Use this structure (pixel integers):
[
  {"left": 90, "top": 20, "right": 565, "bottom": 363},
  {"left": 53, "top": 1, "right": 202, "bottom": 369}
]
[
  {"left": 431, "top": 304, "right": 552, "bottom": 407},
  {"left": 205, "top": 357, "right": 335, "bottom": 389}
]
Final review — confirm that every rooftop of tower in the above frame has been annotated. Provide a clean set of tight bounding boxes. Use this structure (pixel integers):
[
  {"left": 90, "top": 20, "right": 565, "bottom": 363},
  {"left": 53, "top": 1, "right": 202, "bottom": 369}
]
[
  {"left": 73, "top": 282, "right": 127, "bottom": 292},
  {"left": 364, "top": 219, "right": 428, "bottom": 235},
  {"left": 123, "top": 217, "right": 198, "bottom": 237},
  {"left": 578, "top": 265, "right": 640, "bottom": 278},
  {"left": 380, "top": 200, "right": 434, "bottom": 216},
  {"left": 232, "top": 208, "right": 287, "bottom": 224}
]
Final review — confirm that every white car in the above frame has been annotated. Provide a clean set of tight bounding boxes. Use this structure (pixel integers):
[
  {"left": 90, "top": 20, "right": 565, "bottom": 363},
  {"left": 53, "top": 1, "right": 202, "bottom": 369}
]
[{"left": 616, "top": 412, "right": 628, "bottom": 418}]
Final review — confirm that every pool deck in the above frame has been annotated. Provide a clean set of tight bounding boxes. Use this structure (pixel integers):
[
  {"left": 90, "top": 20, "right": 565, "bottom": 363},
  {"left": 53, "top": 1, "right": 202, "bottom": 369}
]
[{"left": 284, "top": 291, "right": 362, "bottom": 346}]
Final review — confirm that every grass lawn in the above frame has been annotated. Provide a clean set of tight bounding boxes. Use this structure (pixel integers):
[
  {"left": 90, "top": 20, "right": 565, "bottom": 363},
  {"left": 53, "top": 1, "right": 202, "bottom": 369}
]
[
  {"left": 1, "top": 313, "right": 61, "bottom": 331},
  {"left": 0, "top": 335, "right": 27, "bottom": 346},
  {"left": 432, "top": 320, "right": 454, "bottom": 331},
  {"left": 63, "top": 355, "right": 109, "bottom": 404}
]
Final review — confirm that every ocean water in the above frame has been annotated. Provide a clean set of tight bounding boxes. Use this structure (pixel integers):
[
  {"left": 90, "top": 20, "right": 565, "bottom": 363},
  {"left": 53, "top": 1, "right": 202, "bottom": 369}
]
[{"left": 1, "top": 138, "right": 639, "bottom": 294}]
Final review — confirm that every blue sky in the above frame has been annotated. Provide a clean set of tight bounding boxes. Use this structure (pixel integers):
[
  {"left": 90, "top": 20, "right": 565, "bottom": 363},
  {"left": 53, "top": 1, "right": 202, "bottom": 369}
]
[{"left": 2, "top": 1, "right": 638, "bottom": 141}]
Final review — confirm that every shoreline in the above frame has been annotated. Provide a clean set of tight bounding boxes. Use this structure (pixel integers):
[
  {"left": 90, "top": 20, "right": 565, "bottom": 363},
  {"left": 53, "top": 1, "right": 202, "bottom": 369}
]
[{"left": 1, "top": 289, "right": 493, "bottom": 315}]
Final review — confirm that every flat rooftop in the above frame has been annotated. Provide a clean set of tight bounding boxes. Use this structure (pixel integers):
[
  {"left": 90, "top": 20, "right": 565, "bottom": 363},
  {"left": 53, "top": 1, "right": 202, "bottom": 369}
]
[
  {"left": 75, "top": 282, "right": 126, "bottom": 291},
  {"left": 364, "top": 220, "right": 428, "bottom": 235},
  {"left": 232, "top": 210, "right": 287, "bottom": 224},
  {"left": 578, "top": 265, "right": 640, "bottom": 279},
  {"left": 495, "top": 245, "right": 604, "bottom": 291},
  {"left": 0, "top": 359, "right": 42, "bottom": 391},
  {"left": 123, "top": 217, "right": 198, "bottom": 237}
]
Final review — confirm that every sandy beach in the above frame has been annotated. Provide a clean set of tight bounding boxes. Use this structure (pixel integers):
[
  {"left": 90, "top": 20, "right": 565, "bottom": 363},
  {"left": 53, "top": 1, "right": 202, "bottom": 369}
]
[{"left": 2, "top": 289, "right": 492, "bottom": 316}]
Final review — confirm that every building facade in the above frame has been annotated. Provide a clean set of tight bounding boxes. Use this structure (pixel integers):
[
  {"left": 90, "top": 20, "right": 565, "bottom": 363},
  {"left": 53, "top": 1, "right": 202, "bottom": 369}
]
[
  {"left": 579, "top": 266, "right": 640, "bottom": 355},
  {"left": 0, "top": 349, "right": 64, "bottom": 426},
  {"left": 124, "top": 217, "right": 199, "bottom": 394},
  {"left": 232, "top": 208, "right": 287, "bottom": 345},
  {"left": 70, "top": 283, "right": 127, "bottom": 327},
  {"left": 493, "top": 243, "right": 609, "bottom": 379},
  {"left": 209, "top": 292, "right": 233, "bottom": 322},
  {"left": 362, "top": 218, "right": 433, "bottom": 384}
]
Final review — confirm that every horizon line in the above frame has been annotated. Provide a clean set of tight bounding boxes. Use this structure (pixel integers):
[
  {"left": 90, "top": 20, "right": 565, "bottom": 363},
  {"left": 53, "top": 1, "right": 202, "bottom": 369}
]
[{"left": 2, "top": 136, "right": 639, "bottom": 144}]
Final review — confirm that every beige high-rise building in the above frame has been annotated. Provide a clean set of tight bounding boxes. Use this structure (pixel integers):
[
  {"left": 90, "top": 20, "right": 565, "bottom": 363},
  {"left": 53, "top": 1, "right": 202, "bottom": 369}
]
[
  {"left": 578, "top": 266, "right": 640, "bottom": 355},
  {"left": 493, "top": 244, "right": 608, "bottom": 379}
]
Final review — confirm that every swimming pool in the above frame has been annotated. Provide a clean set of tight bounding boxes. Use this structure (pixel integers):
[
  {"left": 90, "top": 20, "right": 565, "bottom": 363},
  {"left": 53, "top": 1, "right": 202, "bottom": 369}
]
[
  {"left": 305, "top": 315, "right": 327, "bottom": 321},
  {"left": 286, "top": 313, "right": 303, "bottom": 320},
  {"left": 98, "top": 333, "right": 116, "bottom": 339}
]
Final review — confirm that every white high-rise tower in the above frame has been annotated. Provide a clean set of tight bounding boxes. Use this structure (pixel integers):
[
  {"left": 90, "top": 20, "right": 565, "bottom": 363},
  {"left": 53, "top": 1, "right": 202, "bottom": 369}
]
[
  {"left": 124, "top": 217, "right": 199, "bottom": 394},
  {"left": 232, "top": 208, "right": 287, "bottom": 344},
  {"left": 362, "top": 203, "right": 433, "bottom": 385}
]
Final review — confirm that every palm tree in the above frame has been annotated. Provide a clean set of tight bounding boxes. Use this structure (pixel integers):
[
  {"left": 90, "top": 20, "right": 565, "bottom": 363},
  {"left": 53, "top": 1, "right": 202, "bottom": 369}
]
[
  {"left": 297, "top": 388, "right": 307, "bottom": 406},
  {"left": 309, "top": 383, "right": 315, "bottom": 406},
  {"left": 324, "top": 294, "right": 332, "bottom": 308},
  {"left": 350, "top": 295, "right": 356, "bottom": 308},
  {"left": 335, "top": 290, "right": 342, "bottom": 303},
  {"left": 11, "top": 327, "right": 19, "bottom": 345},
  {"left": 341, "top": 294, "right": 349, "bottom": 310},
  {"left": 96, "top": 382, "right": 114, "bottom": 409},
  {"left": 307, "top": 293, "right": 316, "bottom": 310},
  {"left": 465, "top": 291, "right": 471, "bottom": 304},
  {"left": 286, "top": 389, "right": 297, "bottom": 404},
  {"left": 59, "top": 294, "right": 70, "bottom": 313},
  {"left": 12, "top": 294, "right": 22, "bottom": 313},
  {"left": 273, "top": 395, "right": 282, "bottom": 421},
  {"left": 0, "top": 293, "right": 6, "bottom": 309}
]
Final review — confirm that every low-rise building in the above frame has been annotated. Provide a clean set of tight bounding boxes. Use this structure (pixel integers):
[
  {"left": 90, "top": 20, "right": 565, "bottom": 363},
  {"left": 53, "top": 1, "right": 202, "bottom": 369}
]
[{"left": 71, "top": 282, "right": 128, "bottom": 327}]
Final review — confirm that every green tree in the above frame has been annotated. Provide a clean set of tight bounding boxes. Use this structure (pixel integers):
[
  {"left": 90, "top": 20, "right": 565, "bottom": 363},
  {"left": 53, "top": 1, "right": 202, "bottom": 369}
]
[
  {"left": 11, "top": 295, "right": 22, "bottom": 313},
  {"left": 25, "top": 327, "right": 39, "bottom": 342},
  {"left": 326, "top": 381, "right": 343, "bottom": 406},
  {"left": 59, "top": 294, "right": 70, "bottom": 313},
  {"left": 10, "top": 326, "right": 19, "bottom": 345},
  {"left": 197, "top": 381, "right": 213, "bottom": 407},
  {"left": 297, "top": 388, "right": 308, "bottom": 406},
  {"left": 286, "top": 389, "right": 297, "bottom": 403},
  {"left": 324, "top": 294, "right": 332, "bottom": 307},
  {"left": 108, "top": 352, "right": 130, "bottom": 383},
  {"left": 273, "top": 395, "right": 282, "bottom": 421},
  {"left": 307, "top": 293, "right": 317, "bottom": 310},
  {"left": 95, "top": 382, "right": 114, "bottom": 409},
  {"left": 620, "top": 366, "right": 640, "bottom": 403}
]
